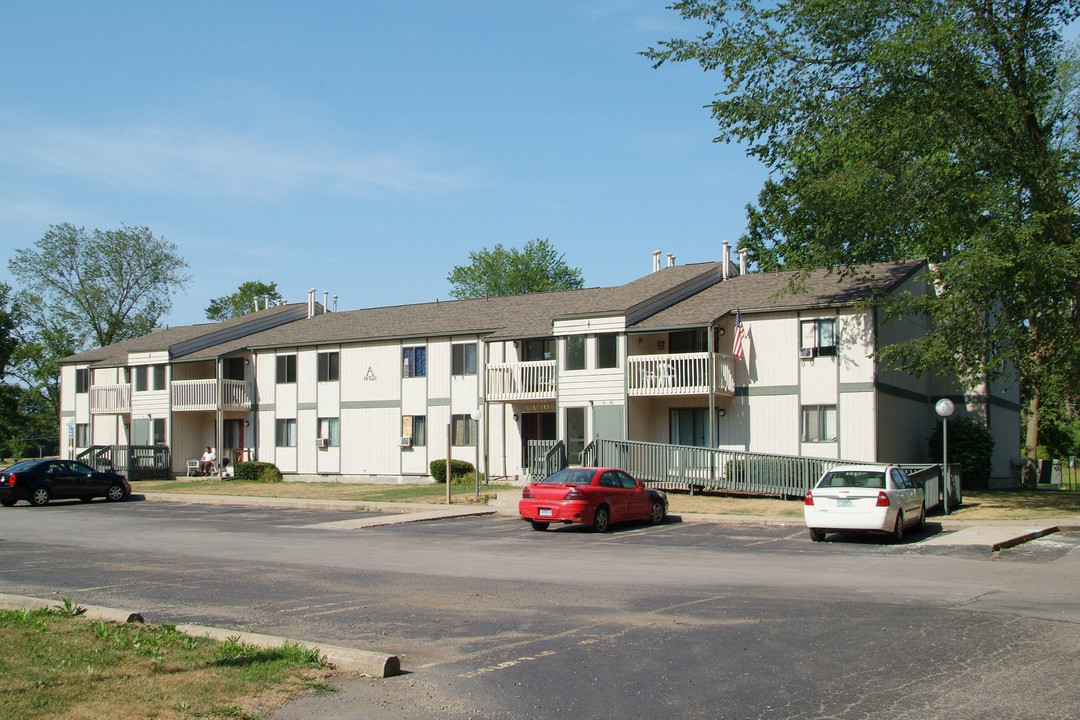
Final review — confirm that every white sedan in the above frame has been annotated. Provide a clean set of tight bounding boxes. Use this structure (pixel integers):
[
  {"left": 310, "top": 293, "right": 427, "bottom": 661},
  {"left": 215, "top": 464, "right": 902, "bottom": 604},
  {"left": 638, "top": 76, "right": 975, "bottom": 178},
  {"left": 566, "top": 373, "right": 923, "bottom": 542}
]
[{"left": 804, "top": 465, "right": 925, "bottom": 543}]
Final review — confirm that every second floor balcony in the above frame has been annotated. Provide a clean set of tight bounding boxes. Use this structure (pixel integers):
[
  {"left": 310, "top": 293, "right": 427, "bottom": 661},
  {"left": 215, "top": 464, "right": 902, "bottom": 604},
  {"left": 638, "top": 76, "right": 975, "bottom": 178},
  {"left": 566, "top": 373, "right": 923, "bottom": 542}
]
[
  {"left": 486, "top": 360, "right": 557, "bottom": 402},
  {"left": 90, "top": 384, "right": 132, "bottom": 414},
  {"left": 171, "top": 379, "right": 252, "bottom": 412},
  {"left": 627, "top": 352, "right": 736, "bottom": 397}
]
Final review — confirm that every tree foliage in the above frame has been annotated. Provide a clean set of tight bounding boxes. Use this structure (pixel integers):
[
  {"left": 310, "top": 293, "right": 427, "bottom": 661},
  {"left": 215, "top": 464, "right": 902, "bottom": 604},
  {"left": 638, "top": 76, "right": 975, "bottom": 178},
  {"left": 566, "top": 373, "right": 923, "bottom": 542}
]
[
  {"left": 206, "top": 280, "right": 284, "bottom": 322},
  {"left": 646, "top": 0, "right": 1080, "bottom": 481},
  {"left": 8, "top": 224, "right": 189, "bottom": 425},
  {"left": 10, "top": 224, "right": 190, "bottom": 348},
  {"left": 928, "top": 417, "right": 997, "bottom": 489},
  {"left": 447, "top": 238, "right": 584, "bottom": 299}
]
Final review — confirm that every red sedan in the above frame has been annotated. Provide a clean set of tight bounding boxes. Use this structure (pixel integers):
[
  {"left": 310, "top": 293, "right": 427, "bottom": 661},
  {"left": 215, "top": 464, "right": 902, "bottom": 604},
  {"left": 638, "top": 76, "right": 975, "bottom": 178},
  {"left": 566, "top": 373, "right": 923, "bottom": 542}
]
[{"left": 519, "top": 467, "right": 667, "bottom": 532}]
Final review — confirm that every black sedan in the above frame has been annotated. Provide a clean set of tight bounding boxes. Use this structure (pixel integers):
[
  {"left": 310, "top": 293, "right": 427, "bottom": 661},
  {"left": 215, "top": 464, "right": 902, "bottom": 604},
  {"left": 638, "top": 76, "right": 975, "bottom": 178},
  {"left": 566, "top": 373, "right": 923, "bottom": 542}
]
[{"left": 0, "top": 459, "right": 131, "bottom": 507}]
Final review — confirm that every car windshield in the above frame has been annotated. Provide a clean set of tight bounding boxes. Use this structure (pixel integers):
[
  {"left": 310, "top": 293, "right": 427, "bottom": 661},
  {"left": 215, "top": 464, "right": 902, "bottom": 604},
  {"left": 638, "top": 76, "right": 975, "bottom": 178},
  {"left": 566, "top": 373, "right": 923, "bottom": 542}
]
[
  {"left": 5, "top": 460, "right": 41, "bottom": 473},
  {"left": 541, "top": 468, "right": 595, "bottom": 485},
  {"left": 818, "top": 470, "right": 887, "bottom": 489}
]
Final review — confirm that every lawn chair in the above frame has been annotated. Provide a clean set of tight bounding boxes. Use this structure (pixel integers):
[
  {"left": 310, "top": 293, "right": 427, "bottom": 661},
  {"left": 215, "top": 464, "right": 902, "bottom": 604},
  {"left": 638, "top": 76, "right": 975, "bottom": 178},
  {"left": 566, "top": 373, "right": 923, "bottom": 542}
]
[{"left": 185, "top": 459, "right": 200, "bottom": 477}]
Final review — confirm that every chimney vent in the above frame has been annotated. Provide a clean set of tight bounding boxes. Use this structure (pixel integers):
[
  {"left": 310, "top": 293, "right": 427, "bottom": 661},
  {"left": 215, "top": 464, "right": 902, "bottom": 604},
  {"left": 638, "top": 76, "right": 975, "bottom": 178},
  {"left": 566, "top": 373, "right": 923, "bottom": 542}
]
[
  {"left": 652, "top": 250, "right": 662, "bottom": 273},
  {"left": 667, "top": 253, "right": 675, "bottom": 268},
  {"left": 722, "top": 241, "right": 731, "bottom": 280},
  {"left": 739, "top": 248, "right": 749, "bottom": 276}
]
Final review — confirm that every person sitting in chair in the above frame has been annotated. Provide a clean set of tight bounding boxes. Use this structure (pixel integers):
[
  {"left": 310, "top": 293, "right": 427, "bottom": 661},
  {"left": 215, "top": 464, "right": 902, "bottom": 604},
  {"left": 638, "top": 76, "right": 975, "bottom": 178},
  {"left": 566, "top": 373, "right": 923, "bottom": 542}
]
[{"left": 199, "top": 447, "right": 216, "bottom": 475}]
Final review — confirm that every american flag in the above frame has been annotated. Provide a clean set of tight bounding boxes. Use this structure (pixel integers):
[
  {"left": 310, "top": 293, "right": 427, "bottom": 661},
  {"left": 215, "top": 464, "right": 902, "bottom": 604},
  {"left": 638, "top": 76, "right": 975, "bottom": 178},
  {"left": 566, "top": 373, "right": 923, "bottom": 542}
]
[{"left": 733, "top": 309, "right": 746, "bottom": 361}]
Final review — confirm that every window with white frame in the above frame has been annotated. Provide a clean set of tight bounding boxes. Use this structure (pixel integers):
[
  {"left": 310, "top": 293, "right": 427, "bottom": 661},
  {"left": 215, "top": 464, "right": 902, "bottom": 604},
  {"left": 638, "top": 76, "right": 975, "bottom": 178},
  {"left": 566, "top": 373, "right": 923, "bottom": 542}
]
[
  {"left": 597, "top": 334, "right": 618, "bottom": 369},
  {"left": 402, "top": 415, "right": 427, "bottom": 446},
  {"left": 802, "top": 405, "right": 837, "bottom": 442},
  {"left": 451, "top": 343, "right": 477, "bottom": 375},
  {"left": 134, "top": 366, "right": 147, "bottom": 392},
  {"left": 565, "top": 336, "right": 585, "bottom": 371},
  {"left": 152, "top": 365, "right": 166, "bottom": 390},
  {"left": 318, "top": 417, "right": 340, "bottom": 446},
  {"left": 275, "top": 418, "right": 297, "bottom": 447},
  {"left": 451, "top": 414, "right": 477, "bottom": 446},
  {"left": 403, "top": 346, "right": 426, "bottom": 378},
  {"left": 75, "top": 368, "right": 90, "bottom": 394},
  {"left": 318, "top": 351, "right": 339, "bottom": 382},
  {"left": 276, "top": 355, "right": 297, "bottom": 383},
  {"left": 800, "top": 318, "right": 837, "bottom": 357},
  {"left": 75, "top": 423, "right": 89, "bottom": 447}
]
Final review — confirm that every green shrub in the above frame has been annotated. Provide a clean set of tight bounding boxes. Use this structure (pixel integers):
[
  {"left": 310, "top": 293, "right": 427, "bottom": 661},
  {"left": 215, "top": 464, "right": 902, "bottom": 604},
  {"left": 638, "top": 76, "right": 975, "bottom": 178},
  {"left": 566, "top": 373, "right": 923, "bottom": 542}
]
[
  {"left": 928, "top": 417, "right": 995, "bottom": 489},
  {"left": 428, "top": 459, "right": 474, "bottom": 483},
  {"left": 232, "top": 461, "right": 283, "bottom": 483}
]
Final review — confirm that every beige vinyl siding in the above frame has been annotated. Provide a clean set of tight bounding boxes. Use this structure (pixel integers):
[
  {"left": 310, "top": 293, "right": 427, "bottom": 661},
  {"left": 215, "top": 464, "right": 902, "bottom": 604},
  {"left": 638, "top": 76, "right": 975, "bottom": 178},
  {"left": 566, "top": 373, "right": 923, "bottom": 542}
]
[
  {"left": 427, "top": 339, "right": 451, "bottom": 400},
  {"left": 297, "top": 349, "right": 317, "bottom": 406},
  {"left": 838, "top": 391, "right": 876, "bottom": 461},
  {"left": 837, "top": 310, "right": 875, "bottom": 384},
  {"left": 737, "top": 313, "right": 799, "bottom": 388},
  {"left": 341, "top": 343, "right": 402, "bottom": 403},
  {"left": 553, "top": 315, "right": 626, "bottom": 336}
]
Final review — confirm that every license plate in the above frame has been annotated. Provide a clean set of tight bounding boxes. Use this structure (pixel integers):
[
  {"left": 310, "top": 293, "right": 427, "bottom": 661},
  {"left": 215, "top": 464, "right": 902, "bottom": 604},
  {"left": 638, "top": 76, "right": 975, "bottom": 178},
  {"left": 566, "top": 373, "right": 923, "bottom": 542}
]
[
  {"left": 836, "top": 499, "right": 853, "bottom": 508},
  {"left": 539, "top": 508, "right": 552, "bottom": 517}
]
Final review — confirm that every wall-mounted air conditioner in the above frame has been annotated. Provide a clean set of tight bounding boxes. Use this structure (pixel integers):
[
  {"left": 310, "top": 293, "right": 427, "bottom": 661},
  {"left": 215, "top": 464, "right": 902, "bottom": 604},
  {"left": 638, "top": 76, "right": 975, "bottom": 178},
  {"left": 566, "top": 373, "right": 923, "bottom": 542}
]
[
  {"left": 799, "top": 347, "right": 815, "bottom": 359},
  {"left": 399, "top": 436, "right": 413, "bottom": 447},
  {"left": 315, "top": 437, "right": 329, "bottom": 447}
]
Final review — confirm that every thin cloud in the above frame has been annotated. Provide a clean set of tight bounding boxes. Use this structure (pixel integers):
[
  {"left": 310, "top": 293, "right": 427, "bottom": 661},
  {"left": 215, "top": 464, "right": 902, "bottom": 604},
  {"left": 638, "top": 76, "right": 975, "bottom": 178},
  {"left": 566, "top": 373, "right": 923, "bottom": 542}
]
[{"left": 0, "top": 115, "right": 479, "bottom": 201}]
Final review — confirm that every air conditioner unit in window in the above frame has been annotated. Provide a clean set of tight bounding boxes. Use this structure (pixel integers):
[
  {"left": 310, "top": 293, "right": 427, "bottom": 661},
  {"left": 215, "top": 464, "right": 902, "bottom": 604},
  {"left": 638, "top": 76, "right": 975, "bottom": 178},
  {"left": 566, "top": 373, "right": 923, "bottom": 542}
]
[
  {"left": 399, "top": 436, "right": 413, "bottom": 447},
  {"left": 315, "top": 437, "right": 329, "bottom": 448},
  {"left": 799, "top": 347, "right": 815, "bottom": 359}
]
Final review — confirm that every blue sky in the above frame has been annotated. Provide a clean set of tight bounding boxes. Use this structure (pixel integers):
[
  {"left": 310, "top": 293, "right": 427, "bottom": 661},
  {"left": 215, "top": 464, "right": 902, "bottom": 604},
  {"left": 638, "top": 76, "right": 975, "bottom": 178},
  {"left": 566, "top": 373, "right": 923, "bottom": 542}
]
[{"left": 0, "top": 1, "right": 766, "bottom": 327}]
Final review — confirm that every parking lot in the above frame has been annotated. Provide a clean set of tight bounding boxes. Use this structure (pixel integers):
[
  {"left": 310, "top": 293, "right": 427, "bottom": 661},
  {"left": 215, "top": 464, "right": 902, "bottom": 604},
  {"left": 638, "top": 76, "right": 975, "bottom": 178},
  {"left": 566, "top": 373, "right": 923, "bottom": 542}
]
[{"left": 3, "top": 500, "right": 1080, "bottom": 719}]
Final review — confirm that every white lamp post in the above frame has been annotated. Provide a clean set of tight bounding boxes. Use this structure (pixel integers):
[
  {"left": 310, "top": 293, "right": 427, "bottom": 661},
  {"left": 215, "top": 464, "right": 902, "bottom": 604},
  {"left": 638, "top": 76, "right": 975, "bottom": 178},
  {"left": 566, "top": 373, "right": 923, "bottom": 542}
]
[
  {"left": 470, "top": 409, "right": 482, "bottom": 499},
  {"left": 935, "top": 398, "right": 955, "bottom": 514}
]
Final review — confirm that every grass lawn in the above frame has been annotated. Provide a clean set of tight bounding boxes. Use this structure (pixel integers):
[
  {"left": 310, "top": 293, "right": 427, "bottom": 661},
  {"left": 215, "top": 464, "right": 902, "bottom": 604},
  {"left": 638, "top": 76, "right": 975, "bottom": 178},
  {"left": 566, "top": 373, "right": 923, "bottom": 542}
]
[
  {"left": 133, "top": 477, "right": 516, "bottom": 505},
  {"left": 0, "top": 603, "right": 333, "bottom": 720}
]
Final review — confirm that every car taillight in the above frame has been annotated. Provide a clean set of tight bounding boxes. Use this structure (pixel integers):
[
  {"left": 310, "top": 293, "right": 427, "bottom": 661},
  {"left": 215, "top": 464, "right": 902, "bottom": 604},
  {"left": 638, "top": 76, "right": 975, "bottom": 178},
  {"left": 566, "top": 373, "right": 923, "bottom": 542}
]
[
  {"left": 521, "top": 486, "right": 533, "bottom": 498},
  {"left": 876, "top": 491, "right": 890, "bottom": 507},
  {"left": 4, "top": 472, "right": 15, "bottom": 487},
  {"left": 564, "top": 487, "right": 586, "bottom": 500},
  {"left": 804, "top": 490, "right": 814, "bottom": 505}
]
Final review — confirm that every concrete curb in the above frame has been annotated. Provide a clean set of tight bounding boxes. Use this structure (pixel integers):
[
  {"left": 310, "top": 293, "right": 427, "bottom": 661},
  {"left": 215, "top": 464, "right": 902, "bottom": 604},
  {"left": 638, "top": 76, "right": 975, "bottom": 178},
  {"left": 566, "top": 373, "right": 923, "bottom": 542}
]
[
  {"left": 174, "top": 624, "right": 400, "bottom": 678},
  {"left": 137, "top": 492, "right": 492, "bottom": 516},
  {"left": 0, "top": 593, "right": 400, "bottom": 678}
]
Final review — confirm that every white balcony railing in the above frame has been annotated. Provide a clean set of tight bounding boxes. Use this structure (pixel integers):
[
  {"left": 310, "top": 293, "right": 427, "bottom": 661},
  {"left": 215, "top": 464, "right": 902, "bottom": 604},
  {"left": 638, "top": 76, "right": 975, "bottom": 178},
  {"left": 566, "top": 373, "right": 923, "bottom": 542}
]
[
  {"left": 171, "top": 379, "right": 251, "bottom": 412},
  {"left": 90, "top": 384, "right": 132, "bottom": 414},
  {"left": 486, "top": 360, "right": 557, "bottom": 402},
  {"left": 627, "top": 352, "right": 735, "bottom": 397}
]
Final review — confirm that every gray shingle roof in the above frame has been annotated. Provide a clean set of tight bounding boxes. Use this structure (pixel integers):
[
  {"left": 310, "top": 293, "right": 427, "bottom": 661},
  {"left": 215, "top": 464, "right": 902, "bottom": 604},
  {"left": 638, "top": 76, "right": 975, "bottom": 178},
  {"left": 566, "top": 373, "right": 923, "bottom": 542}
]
[
  {"left": 60, "top": 303, "right": 307, "bottom": 366},
  {"left": 206, "top": 261, "right": 726, "bottom": 353},
  {"left": 632, "top": 260, "right": 927, "bottom": 330}
]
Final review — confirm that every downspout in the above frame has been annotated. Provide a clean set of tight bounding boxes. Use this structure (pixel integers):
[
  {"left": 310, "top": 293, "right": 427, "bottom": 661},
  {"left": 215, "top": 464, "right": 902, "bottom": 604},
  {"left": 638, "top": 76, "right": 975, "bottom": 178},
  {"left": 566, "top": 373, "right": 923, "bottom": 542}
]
[{"left": 215, "top": 357, "right": 224, "bottom": 476}]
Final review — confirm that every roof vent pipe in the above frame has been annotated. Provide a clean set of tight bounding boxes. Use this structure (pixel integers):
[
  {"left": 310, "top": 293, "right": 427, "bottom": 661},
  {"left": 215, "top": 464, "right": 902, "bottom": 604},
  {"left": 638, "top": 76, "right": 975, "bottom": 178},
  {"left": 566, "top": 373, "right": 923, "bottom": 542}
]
[
  {"left": 262, "top": 295, "right": 269, "bottom": 310},
  {"left": 333, "top": 294, "right": 338, "bottom": 312},
  {"left": 652, "top": 250, "right": 662, "bottom": 273},
  {"left": 667, "top": 253, "right": 675, "bottom": 267},
  {"left": 253, "top": 298, "right": 259, "bottom": 313},
  {"left": 722, "top": 241, "right": 731, "bottom": 280},
  {"left": 308, "top": 288, "right": 316, "bottom": 318},
  {"left": 739, "top": 248, "right": 749, "bottom": 276},
  {"left": 323, "top": 291, "right": 328, "bottom": 314}
]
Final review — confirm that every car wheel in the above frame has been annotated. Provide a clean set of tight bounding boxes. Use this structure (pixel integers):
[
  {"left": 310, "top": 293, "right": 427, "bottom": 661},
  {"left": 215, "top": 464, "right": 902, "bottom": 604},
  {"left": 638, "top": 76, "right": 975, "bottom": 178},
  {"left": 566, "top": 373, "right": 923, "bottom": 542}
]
[
  {"left": 892, "top": 511, "right": 904, "bottom": 543},
  {"left": 1, "top": 499, "right": 17, "bottom": 507},
  {"left": 529, "top": 520, "right": 549, "bottom": 531},
  {"left": 105, "top": 483, "right": 126, "bottom": 502},
  {"left": 917, "top": 503, "right": 927, "bottom": 532},
  {"left": 809, "top": 528, "right": 826, "bottom": 542},
  {"left": 78, "top": 496, "right": 93, "bottom": 503},
  {"left": 593, "top": 505, "right": 611, "bottom": 533},
  {"left": 30, "top": 486, "right": 51, "bottom": 507},
  {"left": 649, "top": 501, "right": 666, "bottom": 525}
]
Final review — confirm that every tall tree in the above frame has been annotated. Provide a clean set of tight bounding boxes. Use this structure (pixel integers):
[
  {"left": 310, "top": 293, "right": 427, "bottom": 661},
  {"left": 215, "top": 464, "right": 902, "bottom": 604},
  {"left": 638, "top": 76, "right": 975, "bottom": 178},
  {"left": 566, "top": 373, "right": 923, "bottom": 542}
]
[
  {"left": 646, "top": 0, "right": 1080, "bottom": 484},
  {"left": 10, "top": 223, "right": 190, "bottom": 348},
  {"left": 447, "top": 238, "right": 584, "bottom": 299},
  {"left": 9, "top": 224, "right": 189, "bottom": 423},
  {"left": 206, "top": 280, "right": 284, "bottom": 321}
]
